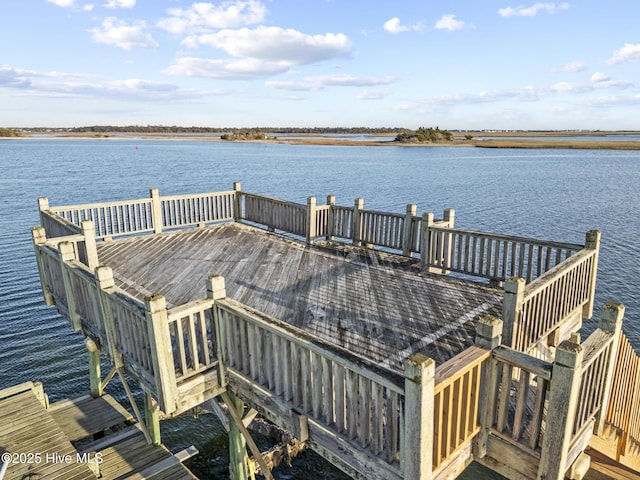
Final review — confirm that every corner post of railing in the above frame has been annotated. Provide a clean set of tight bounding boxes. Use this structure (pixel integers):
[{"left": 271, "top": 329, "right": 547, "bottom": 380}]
[
  {"left": 207, "top": 275, "right": 228, "bottom": 388},
  {"left": 31, "top": 226, "right": 55, "bottom": 306},
  {"left": 501, "top": 277, "right": 526, "bottom": 349},
  {"left": 402, "top": 353, "right": 435, "bottom": 480},
  {"left": 233, "top": 182, "right": 243, "bottom": 223},
  {"left": 538, "top": 339, "right": 584, "bottom": 480},
  {"left": 81, "top": 220, "right": 99, "bottom": 271},
  {"left": 149, "top": 188, "right": 163, "bottom": 234},
  {"left": 144, "top": 293, "right": 178, "bottom": 416},
  {"left": 473, "top": 315, "right": 503, "bottom": 459},
  {"left": 352, "top": 197, "right": 364, "bottom": 246},
  {"left": 594, "top": 302, "right": 625, "bottom": 436},
  {"left": 583, "top": 230, "right": 601, "bottom": 319},
  {"left": 37, "top": 197, "right": 50, "bottom": 227},
  {"left": 442, "top": 208, "right": 455, "bottom": 273},
  {"left": 326, "top": 195, "right": 335, "bottom": 241},
  {"left": 306, "top": 196, "right": 317, "bottom": 245},
  {"left": 59, "top": 241, "right": 81, "bottom": 331},
  {"left": 443, "top": 208, "right": 455, "bottom": 228},
  {"left": 402, "top": 204, "right": 417, "bottom": 257},
  {"left": 419, "top": 212, "right": 434, "bottom": 272}
]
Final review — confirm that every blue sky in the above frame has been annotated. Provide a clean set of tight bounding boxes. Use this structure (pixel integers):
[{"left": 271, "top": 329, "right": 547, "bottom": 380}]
[{"left": 2, "top": 1, "right": 639, "bottom": 129}]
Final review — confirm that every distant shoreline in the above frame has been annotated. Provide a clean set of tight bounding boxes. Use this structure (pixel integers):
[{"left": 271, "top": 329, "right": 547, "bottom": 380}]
[{"left": 3, "top": 130, "right": 640, "bottom": 150}]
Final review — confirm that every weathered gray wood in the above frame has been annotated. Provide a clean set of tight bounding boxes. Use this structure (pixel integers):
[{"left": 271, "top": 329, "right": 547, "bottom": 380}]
[
  {"left": 306, "top": 196, "right": 316, "bottom": 244},
  {"left": 85, "top": 337, "right": 102, "bottom": 398},
  {"left": 31, "top": 226, "right": 55, "bottom": 306},
  {"left": 150, "top": 188, "right": 163, "bottom": 234},
  {"left": 221, "top": 391, "right": 274, "bottom": 480},
  {"left": 145, "top": 393, "right": 161, "bottom": 446},
  {"left": 595, "top": 302, "right": 624, "bottom": 435},
  {"left": 81, "top": 220, "right": 99, "bottom": 270},
  {"left": 402, "top": 204, "right": 417, "bottom": 256},
  {"left": 144, "top": 294, "right": 178, "bottom": 414},
  {"left": 403, "top": 354, "right": 435, "bottom": 480},
  {"left": 537, "top": 340, "right": 584, "bottom": 480},
  {"left": 352, "top": 198, "right": 364, "bottom": 245},
  {"left": 59, "top": 241, "right": 81, "bottom": 330},
  {"left": 420, "top": 212, "right": 434, "bottom": 272},
  {"left": 582, "top": 230, "right": 600, "bottom": 318},
  {"left": 474, "top": 315, "right": 503, "bottom": 458},
  {"left": 502, "top": 277, "right": 525, "bottom": 349}
]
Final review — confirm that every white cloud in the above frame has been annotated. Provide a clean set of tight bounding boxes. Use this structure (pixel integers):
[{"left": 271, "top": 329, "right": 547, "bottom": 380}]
[
  {"left": 0, "top": 64, "right": 215, "bottom": 102},
  {"left": 47, "top": 0, "right": 93, "bottom": 9},
  {"left": 498, "top": 2, "right": 570, "bottom": 17},
  {"left": 183, "top": 27, "right": 352, "bottom": 65},
  {"left": 383, "top": 17, "right": 423, "bottom": 34},
  {"left": 266, "top": 74, "right": 395, "bottom": 91},
  {"left": 590, "top": 72, "right": 609, "bottom": 82},
  {"left": 166, "top": 57, "right": 290, "bottom": 79},
  {"left": 356, "top": 90, "right": 391, "bottom": 100},
  {"left": 556, "top": 60, "right": 587, "bottom": 73},
  {"left": 157, "top": 0, "right": 267, "bottom": 34},
  {"left": 90, "top": 17, "right": 158, "bottom": 50},
  {"left": 104, "top": 0, "right": 135, "bottom": 8},
  {"left": 434, "top": 14, "right": 466, "bottom": 31},
  {"left": 47, "top": 0, "right": 76, "bottom": 6},
  {"left": 606, "top": 43, "right": 640, "bottom": 65}
]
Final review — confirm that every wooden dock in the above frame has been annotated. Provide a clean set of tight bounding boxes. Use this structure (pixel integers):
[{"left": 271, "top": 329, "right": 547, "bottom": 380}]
[
  {"left": 0, "top": 382, "right": 197, "bottom": 480},
  {"left": 28, "top": 183, "right": 640, "bottom": 480}
]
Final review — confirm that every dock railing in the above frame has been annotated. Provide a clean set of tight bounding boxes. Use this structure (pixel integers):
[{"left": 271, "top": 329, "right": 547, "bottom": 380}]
[
  {"left": 590, "top": 308, "right": 640, "bottom": 470},
  {"left": 475, "top": 304, "right": 626, "bottom": 480},
  {"left": 502, "top": 230, "right": 600, "bottom": 354}
]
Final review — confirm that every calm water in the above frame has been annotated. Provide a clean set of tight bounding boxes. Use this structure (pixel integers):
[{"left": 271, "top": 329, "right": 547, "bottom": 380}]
[{"left": 1, "top": 139, "right": 639, "bottom": 479}]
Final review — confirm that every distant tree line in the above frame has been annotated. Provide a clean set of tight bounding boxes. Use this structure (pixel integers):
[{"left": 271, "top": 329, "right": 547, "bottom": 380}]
[{"left": 42, "top": 125, "right": 411, "bottom": 135}]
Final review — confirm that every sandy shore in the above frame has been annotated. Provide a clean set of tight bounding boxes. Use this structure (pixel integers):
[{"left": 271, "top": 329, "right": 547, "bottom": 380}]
[{"left": 5, "top": 131, "right": 640, "bottom": 150}]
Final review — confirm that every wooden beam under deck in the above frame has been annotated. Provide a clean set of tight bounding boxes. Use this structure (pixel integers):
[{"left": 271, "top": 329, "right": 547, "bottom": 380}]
[{"left": 96, "top": 222, "right": 503, "bottom": 370}]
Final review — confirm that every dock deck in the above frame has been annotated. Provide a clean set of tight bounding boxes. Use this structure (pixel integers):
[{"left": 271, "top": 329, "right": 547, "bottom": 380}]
[
  {"left": 29, "top": 184, "right": 640, "bottom": 480},
  {"left": 97, "top": 222, "right": 502, "bottom": 370}
]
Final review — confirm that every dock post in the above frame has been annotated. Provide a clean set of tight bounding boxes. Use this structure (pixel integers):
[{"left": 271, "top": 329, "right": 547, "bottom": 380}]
[
  {"left": 81, "top": 220, "right": 99, "bottom": 271},
  {"left": 85, "top": 337, "right": 102, "bottom": 398},
  {"left": 150, "top": 188, "right": 163, "bottom": 234},
  {"left": 37, "top": 197, "right": 49, "bottom": 227},
  {"left": 403, "top": 354, "right": 435, "bottom": 480},
  {"left": 352, "top": 198, "right": 364, "bottom": 246},
  {"left": 31, "top": 226, "right": 54, "bottom": 306},
  {"left": 582, "top": 230, "right": 601, "bottom": 319},
  {"left": 233, "top": 182, "right": 243, "bottom": 222},
  {"left": 226, "top": 392, "right": 249, "bottom": 480},
  {"left": 419, "top": 212, "right": 434, "bottom": 272},
  {"left": 443, "top": 208, "right": 455, "bottom": 228},
  {"left": 59, "top": 241, "right": 81, "bottom": 330},
  {"left": 473, "top": 315, "right": 503, "bottom": 458},
  {"left": 537, "top": 339, "right": 584, "bottom": 480},
  {"left": 144, "top": 393, "right": 162, "bottom": 446},
  {"left": 326, "top": 195, "right": 335, "bottom": 241},
  {"left": 306, "top": 196, "right": 317, "bottom": 245},
  {"left": 501, "top": 277, "right": 526, "bottom": 349},
  {"left": 594, "top": 302, "right": 625, "bottom": 436},
  {"left": 207, "top": 275, "right": 227, "bottom": 388},
  {"left": 144, "top": 294, "right": 178, "bottom": 415},
  {"left": 402, "top": 204, "right": 417, "bottom": 257}
]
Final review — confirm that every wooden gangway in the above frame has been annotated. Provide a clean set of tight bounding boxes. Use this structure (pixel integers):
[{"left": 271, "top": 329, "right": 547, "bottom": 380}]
[
  {"left": 0, "top": 382, "right": 198, "bottom": 480},
  {"left": 29, "top": 183, "right": 640, "bottom": 480}
]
